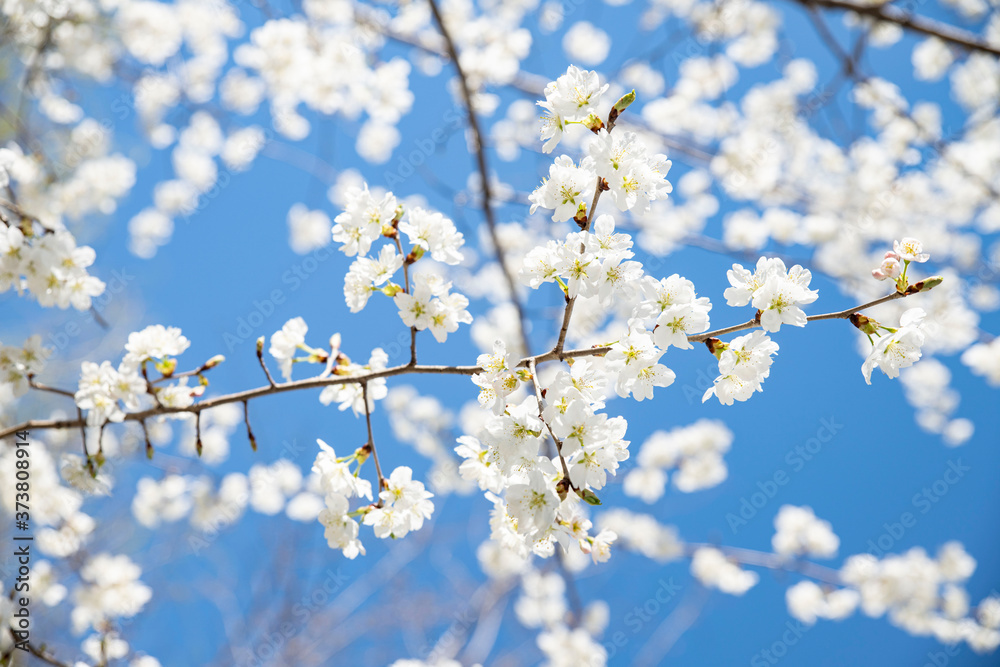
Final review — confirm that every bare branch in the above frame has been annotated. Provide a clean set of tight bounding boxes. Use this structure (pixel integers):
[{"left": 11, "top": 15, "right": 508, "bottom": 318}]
[
  {"left": 0, "top": 288, "right": 931, "bottom": 443},
  {"left": 426, "top": 0, "right": 533, "bottom": 358},
  {"left": 362, "top": 382, "right": 387, "bottom": 501},
  {"left": 255, "top": 337, "right": 277, "bottom": 388},
  {"left": 795, "top": 0, "right": 1000, "bottom": 58},
  {"left": 683, "top": 543, "right": 843, "bottom": 586},
  {"left": 28, "top": 377, "right": 75, "bottom": 399}
]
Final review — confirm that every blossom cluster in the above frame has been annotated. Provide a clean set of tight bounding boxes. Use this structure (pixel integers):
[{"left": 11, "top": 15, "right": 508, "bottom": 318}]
[
  {"left": 332, "top": 183, "right": 472, "bottom": 343},
  {"left": 4, "top": 23, "right": 998, "bottom": 663},
  {"left": 74, "top": 325, "right": 199, "bottom": 427},
  {"left": 835, "top": 544, "right": 1000, "bottom": 652},
  {"left": 771, "top": 505, "right": 839, "bottom": 558},
  {"left": 0, "top": 224, "right": 106, "bottom": 311},
  {"left": 311, "top": 439, "right": 434, "bottom": 559},
  {"left": 624, "top": 420, "right": 734, "bottom": 501},
  {"left": 530, "top": 68, "right": 672, "bottom": 222},
  {"left": 0, "top": 334, "right": 47, "bottom": 397}
]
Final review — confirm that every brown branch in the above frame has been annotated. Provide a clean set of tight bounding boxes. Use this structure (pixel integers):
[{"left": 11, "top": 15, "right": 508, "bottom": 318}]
[
  {"left": 255, "top": 337, "right": 277, "bottom": 388},
  {"left": 527, "top": 358, "right": 574, "bottom": 487},
  {"left": 27, "top": 377, "right": 75, "bottom": 399},
  {"left": 552, "top": 126, "right": 615, "bottom": 358},
  {"left": 796, "top": 0, "right": 1000, "bottom": 58},
  {"left": 0, "top": 288, "right": 929, "bottom": 442},
  {"left": 195, "top": 411, "right": 203, "bottom": 457},
  {"left": 22, "top": 641, "right": 74, "bottom": 667},
  {"left": 141, "top": 419, "right": 153, "bottom": 459},
  {"left": 243, "top": 399, "right": 257, "bottom": 452},
  {"left": 393, "top": 234, "right": 418, "bottom": 366},
  {"left": 687, "top": 288, "right": 915, "bottom": 343},
  {"left": 362, "top": 382, "right": 387, "bottom": 502},
  {"left": 426, "top": 0, "right": 533, "bottom": 359}
]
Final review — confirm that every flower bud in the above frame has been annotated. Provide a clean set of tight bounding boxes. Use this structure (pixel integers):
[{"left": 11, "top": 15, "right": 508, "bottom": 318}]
[
  {"left": 850, "top": 313, "right": 880, "bottom": 334},
  {"left": 613, "top": 89, "right": 637, "bottom": 114},
  {"left": 608, "top": 89, "right": 636, "bottom": 126},
  {"left": 203, "top": 354, "right": 226, "bottom": 369},
  {"left": 705, "top": 337, "right": 727, "bottom": 359},
  {"left": 877, "top": 256, "right": 901, "bottom": 280},
  {"left": 905, "top": 275, "right": 944, "bottom": 294},
  {"left": 405, "top": 246, "right": 425, "bottom": 264},
  {"left": 155, "top": 357, "right": 177, "bottom": 377},
  {"left": 578, "top": 488, "right": 602, "bottom": 506},
  {"left": 583, "top": 113, "right": 605, "bottom": 133}
]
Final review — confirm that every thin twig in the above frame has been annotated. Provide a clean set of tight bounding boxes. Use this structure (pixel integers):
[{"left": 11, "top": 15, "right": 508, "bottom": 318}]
[
  {"left": 552, "top": 123, "right": 614, "bottom": 358},
  {"left": 243, "top": 400, "right": 257, "bottom": 452},
  {"left": 1, "top": 289, "right": 928, "bottom": 442},
  {"left": 683, "top": 543, "right": 843, "bottom": 585},
  {"left": 195, "top": 411, "right": 203, "bottom": 457},
  {"left": 393, "top": 234, "right": 418, "bottom": 366},
  {"left": 141, "top": 419, "right": 153, "bottom": 459},
  {"left": 426, "top": 0, "right": 533, "bottom": 359},
  {"left": 256, "top": 338, "right": 277, "bottom": 388},
  {"left": 796, "top": 0, "right": 1000, "bottom": 58},
  {"left": 527, "top": 358, "right": 574, "bottom": 486},
  {"left": 27, "top": 377, "right": 75, "bottom": 398},
  {"left": 22, "top": 642, "right": 74, "bottom": 667},
  {"left": 688, "top": 288, "right": 913, "bottom": 342},
  {"left": 361, "top": 382, "right": 387, "bottom": 501}
]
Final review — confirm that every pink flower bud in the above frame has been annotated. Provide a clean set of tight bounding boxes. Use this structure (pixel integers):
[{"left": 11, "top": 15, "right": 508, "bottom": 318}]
[{"left": 880, "top": 256, "right": 902, "bottom": 279}]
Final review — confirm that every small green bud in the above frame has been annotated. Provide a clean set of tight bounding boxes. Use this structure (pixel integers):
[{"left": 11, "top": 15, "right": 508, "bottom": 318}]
[
  {"left": 583, "top": 113, "right": 605, "bottom": 133},
  {"left": 405, "top": 246, "right": 425, "bottom": 264},
  {"left": 578, "top": 488, "right": 602, "bottom": 506},
  {"left": 906, "top": 275, "right": 944, "bottom": 294},
  {"left": 705, "top": 337, "right": 727, "bottom": 359},
  {"left": 155, "top": 357, "right": 176, "bottom": 377},
  {"left": 849, "top": 313, "right": 881, "bottom": 335},
  {"left": 613, "top": 89, "right": 637, "bottom": 113},
  {"left": 380, "top": 283, "right": 404, "bottom": 297}
]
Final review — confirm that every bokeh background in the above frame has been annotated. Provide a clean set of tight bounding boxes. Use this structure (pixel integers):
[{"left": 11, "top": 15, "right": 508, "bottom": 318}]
[{"left": 2, "top": 0, "right": 999, "bottom": 665}]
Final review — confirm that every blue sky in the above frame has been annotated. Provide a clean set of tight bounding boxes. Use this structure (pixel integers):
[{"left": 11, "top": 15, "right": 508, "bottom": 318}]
[{"left": 4, "top": 0, "right": 1000, "bottom": 665}]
